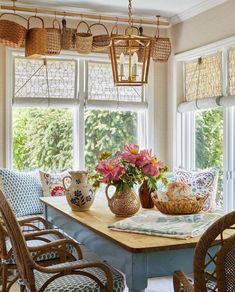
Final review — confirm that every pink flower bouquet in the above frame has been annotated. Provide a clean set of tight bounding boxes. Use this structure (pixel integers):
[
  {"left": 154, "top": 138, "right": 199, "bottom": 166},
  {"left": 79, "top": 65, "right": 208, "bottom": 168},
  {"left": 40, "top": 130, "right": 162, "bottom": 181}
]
[{"left": 92, "top": 144, "right": 168, "bottom": 191}]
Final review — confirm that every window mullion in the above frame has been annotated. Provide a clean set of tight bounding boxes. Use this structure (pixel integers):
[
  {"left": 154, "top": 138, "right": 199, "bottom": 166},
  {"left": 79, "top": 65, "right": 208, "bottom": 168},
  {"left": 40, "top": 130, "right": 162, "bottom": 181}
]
[{"left": 74, "top": 59, "right": 85, "bottom": 170}]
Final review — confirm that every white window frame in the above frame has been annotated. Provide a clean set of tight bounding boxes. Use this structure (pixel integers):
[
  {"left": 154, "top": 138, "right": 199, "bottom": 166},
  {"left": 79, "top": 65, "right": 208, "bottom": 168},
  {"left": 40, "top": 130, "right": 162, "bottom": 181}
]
[
  {"left": 171, "top": 36, "right": 235, "bottom": 212},
  {"left": 6, "top": 49, "right": 154, "bottom": 170}
]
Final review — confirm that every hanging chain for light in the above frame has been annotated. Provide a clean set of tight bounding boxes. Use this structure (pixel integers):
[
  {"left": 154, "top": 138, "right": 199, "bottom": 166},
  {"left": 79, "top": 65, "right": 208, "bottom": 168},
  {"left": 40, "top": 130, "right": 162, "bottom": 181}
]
[{"left": 126, "top": 0, "right": 133, "bottom": 36}]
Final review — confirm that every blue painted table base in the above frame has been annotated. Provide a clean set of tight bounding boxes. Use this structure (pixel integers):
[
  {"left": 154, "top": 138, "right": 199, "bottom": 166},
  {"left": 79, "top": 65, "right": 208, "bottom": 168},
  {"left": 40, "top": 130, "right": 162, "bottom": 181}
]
[{"left": 44, "top": 205, "right": 194, "bottom": 292}]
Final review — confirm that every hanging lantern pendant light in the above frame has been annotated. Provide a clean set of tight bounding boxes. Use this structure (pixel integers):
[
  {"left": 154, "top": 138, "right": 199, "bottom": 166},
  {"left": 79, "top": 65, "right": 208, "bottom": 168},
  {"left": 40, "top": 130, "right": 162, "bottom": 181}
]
[{"left": 110, "top": 0, "right": 152, "bottom": 86}]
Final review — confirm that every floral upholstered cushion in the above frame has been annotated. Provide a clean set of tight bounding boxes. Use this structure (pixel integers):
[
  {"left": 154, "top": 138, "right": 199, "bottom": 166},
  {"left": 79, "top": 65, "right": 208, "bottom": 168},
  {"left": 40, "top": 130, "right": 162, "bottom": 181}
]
[
  {"left": 0, "top": 168, "right": 43, "bottom": 217},
  {"left": 39, "top": 170, "right": 70, "bottom": 197},
  {"left": 175, "top": 168, "right": 218, "bottom": 212},
  {"left": 33, "top": 260, "right": 125, "bottom": 292}
]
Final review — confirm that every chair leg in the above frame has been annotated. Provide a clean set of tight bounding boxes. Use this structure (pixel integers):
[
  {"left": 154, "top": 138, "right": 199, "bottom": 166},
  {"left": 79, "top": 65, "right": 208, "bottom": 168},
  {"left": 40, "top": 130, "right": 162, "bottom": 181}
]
[{"left": 1, "top": 264, "right": 8, "bottom": 292}]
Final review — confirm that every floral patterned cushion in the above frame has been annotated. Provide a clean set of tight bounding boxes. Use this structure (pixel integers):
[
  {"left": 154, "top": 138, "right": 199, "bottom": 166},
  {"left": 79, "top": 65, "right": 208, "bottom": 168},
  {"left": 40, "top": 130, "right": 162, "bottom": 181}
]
[
  {"left": 33, "top": 260, "right": 125, "bottom": 292},
  {"left": 39, "top": 171, "right": 70, "bottom": 197},
  {"left": 175, "top": 168, "right": 218, "bottom": 212}
]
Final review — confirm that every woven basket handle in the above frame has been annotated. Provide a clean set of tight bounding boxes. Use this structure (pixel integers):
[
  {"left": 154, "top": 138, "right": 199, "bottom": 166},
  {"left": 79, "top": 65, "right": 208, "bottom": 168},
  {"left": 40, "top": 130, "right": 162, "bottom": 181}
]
[
  {"left": 125, "top": 25, "right": 139, "bottom": 35},
  {"left": 52, "top": 18, "right": 61, "bottom": 30},
  {"left": 76, "top": 21, "right": 91, "bottom": 33},
  {"left": 111, "top": 24, "right": 118, "bottom": 36},
  {"left": 89, "top": 23, "right": 109, "bottom": 36},
  {"left": 27, "top": 15, "right": 45, "bottom": 29},
  {"left": 0, "top": 13, "right": 27, "bottom": 23}
]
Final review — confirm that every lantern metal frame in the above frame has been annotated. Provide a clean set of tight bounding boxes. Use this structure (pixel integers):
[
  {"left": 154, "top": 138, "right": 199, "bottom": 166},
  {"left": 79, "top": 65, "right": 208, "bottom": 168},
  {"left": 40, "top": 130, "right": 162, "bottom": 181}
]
[{"left": 109, "top": 0, "right": 152, "bottom": 86}]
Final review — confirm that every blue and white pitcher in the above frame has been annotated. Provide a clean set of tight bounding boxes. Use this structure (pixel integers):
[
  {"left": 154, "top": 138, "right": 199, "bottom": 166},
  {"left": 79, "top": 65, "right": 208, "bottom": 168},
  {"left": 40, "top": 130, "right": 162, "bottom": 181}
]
[{"left": 63, "top": 171, "right": 94, "bottom": 211}]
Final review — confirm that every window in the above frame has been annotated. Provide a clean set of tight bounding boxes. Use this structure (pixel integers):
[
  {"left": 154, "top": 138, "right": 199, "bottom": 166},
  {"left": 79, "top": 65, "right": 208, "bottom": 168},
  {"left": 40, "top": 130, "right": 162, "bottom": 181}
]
[
  {"left": 10, "top": 55, "right": 149, "bottom": 172},
  {"left": 195, "top": 108, "right": 223, "bottom": 205},
  {"left": 175, "top": 38, "right": 235, "bottom": 211},
  {"left": 13, "top": 108, "right": 73, "bottom": 171}
]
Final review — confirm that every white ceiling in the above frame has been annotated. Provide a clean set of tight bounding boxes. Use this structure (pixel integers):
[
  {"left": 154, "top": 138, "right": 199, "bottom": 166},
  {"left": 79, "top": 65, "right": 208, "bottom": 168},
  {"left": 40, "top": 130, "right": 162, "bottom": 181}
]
[{"left": 0, "top": 0, "right": 228, "bottom": 24}]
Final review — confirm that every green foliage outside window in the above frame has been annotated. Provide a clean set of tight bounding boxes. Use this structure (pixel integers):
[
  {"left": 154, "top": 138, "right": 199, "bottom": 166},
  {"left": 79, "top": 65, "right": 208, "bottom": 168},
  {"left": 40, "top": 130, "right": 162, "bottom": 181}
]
[
  {"left": 13, "top": 108, "right": 73, "bottom": 171},
  {"left": 13, "top": 108, "right": 137, "bottom": 172},
  {"left": 195, "top": 108, "right": 223, "bottom": 205},
  {"left": 85, "top": 110, "right": 137, "bottom": 170}
]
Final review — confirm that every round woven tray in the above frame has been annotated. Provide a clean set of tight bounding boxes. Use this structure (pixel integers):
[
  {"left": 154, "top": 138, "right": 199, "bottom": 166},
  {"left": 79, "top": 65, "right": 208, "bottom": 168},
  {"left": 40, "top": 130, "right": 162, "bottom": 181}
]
[{"left": 151, "top": 193, "right": 208, "bottom": 215}]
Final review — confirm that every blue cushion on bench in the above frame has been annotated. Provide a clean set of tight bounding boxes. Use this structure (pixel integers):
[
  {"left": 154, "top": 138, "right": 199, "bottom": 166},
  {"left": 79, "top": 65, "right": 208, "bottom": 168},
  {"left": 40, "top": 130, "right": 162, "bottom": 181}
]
[{"left": 0, "top": 168, "right": 43, "bottom": 217}]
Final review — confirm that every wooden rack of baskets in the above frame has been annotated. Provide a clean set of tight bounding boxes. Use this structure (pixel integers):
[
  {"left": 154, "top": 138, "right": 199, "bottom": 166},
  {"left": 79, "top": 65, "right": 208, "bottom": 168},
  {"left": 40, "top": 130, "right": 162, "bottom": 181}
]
[{"left": 0, "top": 3, "right": 171, "bottom": 62}]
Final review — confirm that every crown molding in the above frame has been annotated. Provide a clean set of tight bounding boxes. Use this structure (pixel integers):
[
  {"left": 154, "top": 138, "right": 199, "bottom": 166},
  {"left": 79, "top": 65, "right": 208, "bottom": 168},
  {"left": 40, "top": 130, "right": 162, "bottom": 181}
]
[{"left": 171, "top": 0, "right": 228, "bottom": 25}]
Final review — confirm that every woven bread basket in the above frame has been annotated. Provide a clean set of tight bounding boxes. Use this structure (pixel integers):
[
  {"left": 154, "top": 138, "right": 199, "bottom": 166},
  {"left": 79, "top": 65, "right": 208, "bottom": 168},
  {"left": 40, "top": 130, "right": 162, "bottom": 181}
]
[
  {"left": 76, "top": 21, "right": 93, "bottom": 54},
  {"left": 61, "top": 18, "right": 76, "bottom": 51},
  {"left": 0, "top": 13, "right": 27, "bottom": 48},
  {"left": 90, "top": 23, "right": 111, "bottom": 52},
  {"left": 46, "top": 19, "right": 61, "bottom": 55},
  {"left": 25, "top": 16, "right": 47, "bottom": 58},
  {"left": 151, "top": 192, "right": 208, "bottom": 215}
]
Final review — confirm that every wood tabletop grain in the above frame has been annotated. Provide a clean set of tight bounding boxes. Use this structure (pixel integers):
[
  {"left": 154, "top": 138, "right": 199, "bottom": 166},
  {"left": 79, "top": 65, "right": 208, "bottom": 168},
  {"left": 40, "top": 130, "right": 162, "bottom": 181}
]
[{"left": 40, "top": 196, "right": 231, "bottom": 253}]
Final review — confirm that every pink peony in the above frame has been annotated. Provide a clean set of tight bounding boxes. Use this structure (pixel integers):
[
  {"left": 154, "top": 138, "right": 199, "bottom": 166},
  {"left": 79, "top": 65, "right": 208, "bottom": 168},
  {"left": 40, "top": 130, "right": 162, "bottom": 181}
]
[
  {"left": 142, "top": 163, "right": 160, "bottom": 177},
  {"left": 137, "top": 149, "right": 165, "bottom": 177},
  {"left": 119, "top": 144, "right": 141, "bottom": 165},
  {"left": 96, "top": 159, "right": 124, "bottom": 183}
]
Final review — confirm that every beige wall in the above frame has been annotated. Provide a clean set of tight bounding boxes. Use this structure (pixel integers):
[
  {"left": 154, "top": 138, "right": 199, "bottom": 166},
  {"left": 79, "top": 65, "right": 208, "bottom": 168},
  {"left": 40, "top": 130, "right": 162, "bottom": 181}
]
[
  {"left": 171, "top": 0, "right": 235, "bottom": 54},
  {"left": 0, "top": 15, "right": 169, "bottom": 167}
]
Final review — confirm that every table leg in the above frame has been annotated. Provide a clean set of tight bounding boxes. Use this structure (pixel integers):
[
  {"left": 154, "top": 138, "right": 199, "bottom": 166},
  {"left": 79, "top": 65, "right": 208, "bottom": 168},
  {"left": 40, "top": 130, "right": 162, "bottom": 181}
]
[{"left": 125, "top": 253, "right": 148, "bottom": 292}]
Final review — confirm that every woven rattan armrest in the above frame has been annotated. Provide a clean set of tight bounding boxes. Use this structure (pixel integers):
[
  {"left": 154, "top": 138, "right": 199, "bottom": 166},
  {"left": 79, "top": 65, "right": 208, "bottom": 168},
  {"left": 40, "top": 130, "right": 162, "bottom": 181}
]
[
  {"left": 28, "top": 238, "right": 83, "bottom": 259},
  {"left": 24, "top": 229, "right": 64, "bottom": 240},
  {"left": 34, "top": 260, "right": 113, "bottom": 291},
  {"left": 173, "top": 271, "right": 194, "bottom": 292},
  {"left": 18, "top": 216, "right": 49, "bottom": 230}
]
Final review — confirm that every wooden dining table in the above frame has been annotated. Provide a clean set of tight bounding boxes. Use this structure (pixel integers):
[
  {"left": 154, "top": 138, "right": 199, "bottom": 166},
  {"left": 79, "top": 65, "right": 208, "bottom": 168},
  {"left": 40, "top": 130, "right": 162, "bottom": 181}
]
[{"left": 40, "top": 196, "right": 205, "bottom": 292}]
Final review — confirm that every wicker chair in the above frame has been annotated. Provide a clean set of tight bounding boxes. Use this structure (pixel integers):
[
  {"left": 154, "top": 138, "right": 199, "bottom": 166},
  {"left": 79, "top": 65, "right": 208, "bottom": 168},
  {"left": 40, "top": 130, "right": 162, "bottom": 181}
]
[
  {"left": 0, "top": 214, "right": 82, "bottom": 291},
  {"left": 173, "top": 211, "right": 235, "bottom": 292},
  {"left": 0, "top": 189, "right": 125, "bottom": 291}
]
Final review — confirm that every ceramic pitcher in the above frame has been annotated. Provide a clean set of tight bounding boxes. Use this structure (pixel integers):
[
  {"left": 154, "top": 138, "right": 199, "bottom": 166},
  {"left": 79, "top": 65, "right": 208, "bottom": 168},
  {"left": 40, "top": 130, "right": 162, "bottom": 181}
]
[
  {"left": 105, "top": 184, "right": 140, "bottom": 217},
  {"left": 63, "top": 171, "right": 94, "bottom": 211}
]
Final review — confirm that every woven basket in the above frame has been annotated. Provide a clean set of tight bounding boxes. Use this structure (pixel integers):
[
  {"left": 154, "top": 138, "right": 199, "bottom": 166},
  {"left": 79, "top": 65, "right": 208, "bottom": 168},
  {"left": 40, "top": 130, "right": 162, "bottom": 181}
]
[
  {"left": 90, "top": 23, "right": 111, "bottom": 52},
  {"left": 46, "top": 19, "right": 61, "bottom": 55},
  {"left": 151, "top": 193, "right": 208, "bottom": 215},
  {"left": 61, "top": 18, "right": 76, "bottom": 51},
  {"left": 109, "top": 24, "right": 127, "bottom": 56},
  {"left": 137, "top": 26, "right": 152, "bottom": 62},
  {"left": 76, "top": 21, "right": 93, "bottom": 54},
  {"left": 151, "top": 36, "right": 171, "bottom": 63},
  {"left": 0, "top": 13, "right": 27, "bottom": 48},
  {"left": 25, "top": 16, "right": 47, "bottom": 58}
]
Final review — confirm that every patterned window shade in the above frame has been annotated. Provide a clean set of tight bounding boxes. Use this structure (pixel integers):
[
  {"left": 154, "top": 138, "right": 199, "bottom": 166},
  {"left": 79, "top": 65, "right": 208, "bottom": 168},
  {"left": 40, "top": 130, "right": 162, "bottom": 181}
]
[
  {"left": 184, "top": 53, "right": 222, "bottom": 102},
  {"left": 14, "top": 57, "right": 77, "bottom": 99},
  {"left": 87, "top": 61, "right": 143, "bottom": 102},
  {"left": 229, "top": 49, "right": 235, "bottom": 96}
]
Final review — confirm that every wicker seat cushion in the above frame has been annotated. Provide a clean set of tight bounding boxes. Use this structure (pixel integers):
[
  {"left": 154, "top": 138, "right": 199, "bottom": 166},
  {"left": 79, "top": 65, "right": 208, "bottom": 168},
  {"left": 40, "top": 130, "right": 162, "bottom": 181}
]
[
  {"left": 33, "top": 260, "right": 125, "bottom": 292},
  {"left": 5, "top": 233, "right": 77, "bottom": 265}
]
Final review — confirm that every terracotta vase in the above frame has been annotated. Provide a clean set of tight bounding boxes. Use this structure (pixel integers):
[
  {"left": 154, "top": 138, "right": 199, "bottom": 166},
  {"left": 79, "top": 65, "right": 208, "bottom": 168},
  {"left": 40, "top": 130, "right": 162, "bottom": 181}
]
[
  {"left": 139, "top": 180, "right": 155, "bottom": 209},
  {"left": 63, "top": 171, "right": 95, "bottom": 211},
  {"left": 105, "top": 184, "right": 140, "bottom": 217}
]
